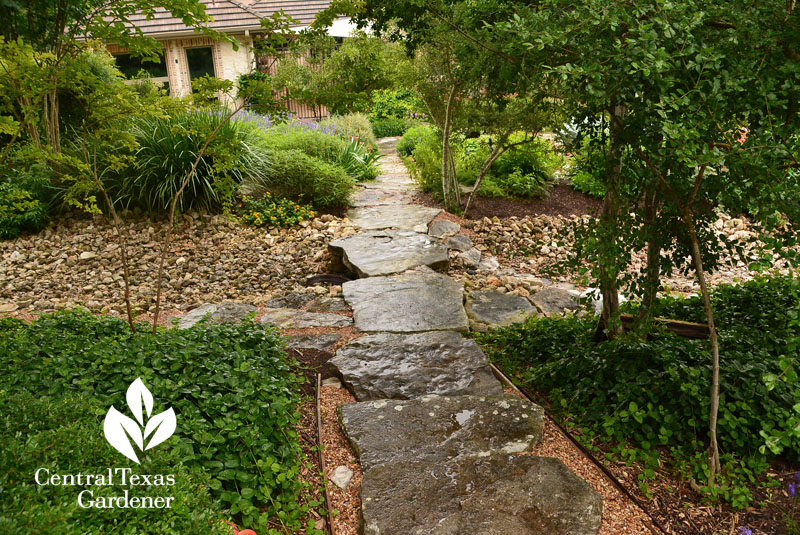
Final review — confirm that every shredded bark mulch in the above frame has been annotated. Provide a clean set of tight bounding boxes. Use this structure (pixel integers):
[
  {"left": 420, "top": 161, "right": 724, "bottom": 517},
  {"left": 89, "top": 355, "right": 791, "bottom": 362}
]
[{"left": 412, "top": 184, "right": 603, "bottom": 219}]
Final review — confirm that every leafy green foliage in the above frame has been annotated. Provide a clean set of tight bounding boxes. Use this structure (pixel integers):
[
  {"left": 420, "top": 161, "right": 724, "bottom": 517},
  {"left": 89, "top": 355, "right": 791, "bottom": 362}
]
[
  {"left": 368, "top": 88, "right": 425, "bottom": 122},
  {"left": 0, "top": 391, "right": 230, "bottom": 535},
  {"left": 372, "top": 118, "right": 415, "bottom": 137},
  {"left": 320, "top": 112, "right": 378, "bottom": 147},
  {"left": 107, "top": 109, "right": 272, "bottom": 213},
  {"left": 397, "top": 124, "right": 434, "bottom": 157},
  {"left": 0, "top": 310, "right": 323, "bottom": 534},
  {"left": 261, "top": 149, "right": 354, "bottom": 208},
  {"left": 337, "top": 137, "right": 381, "bottom": 182},
  {"left": 238, "top": 193, "right": 315, "bottom": 228},
  {"left": 0, "top": 181, "right": 49, "bottom": 239},
  {"left": 478, "top": 276, "right": 800, "bottom": 507}
]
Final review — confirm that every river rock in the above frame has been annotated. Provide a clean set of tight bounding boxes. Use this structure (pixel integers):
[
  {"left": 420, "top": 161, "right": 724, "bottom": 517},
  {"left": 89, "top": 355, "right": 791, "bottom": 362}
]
[
  {"left": 342, "top": 273, "right": 469, "bottom": 333},
  {"left": 360, "top": 454, "right": 602, "bottom": 535},
  {"left": 330, "top": 331, "right": 503, "bottom": 400},
  {"left": 531, "top": 286, "right": 581, "bottom": 316},
  {"left": 428, "top": 219, "right": 461, "bottom": 238},
  {"left": 345, "top": 205, "right": 441, "bottom": 231},
  {"left": 339, "top": 395, "right": 543, "bottom": 470},
  {"left": 177, "top": 301, "right": 256, "bottom": 329},
  {"left": 328, "top": 231, "right": 449, "bottom": 278},
  {"left": 259, "top": 307, "right": 352, "bottom": 328}
]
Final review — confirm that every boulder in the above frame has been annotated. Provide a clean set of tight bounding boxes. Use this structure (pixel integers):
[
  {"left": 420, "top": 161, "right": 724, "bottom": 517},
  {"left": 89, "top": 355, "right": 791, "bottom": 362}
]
[
  {"left": 531, "top": 287, "right": 581, "bottom": 316},
  {"left": 428, "top": 219, "right": 461, "bottom": 238},
  {"left": 339, "top": 395, "right": 543, "bottom": 470},
  {"left": 330, "top": 331, "right": 503, "bottom": 400},
  {"left": 360, "top": 454, "right": 602, "bottom": 535},
  {"left": 446, "top": 234, "right": 473, "bottom": 252},
  {"left": 466, "top": 291, "right": 538, "bottom": 331},
  {"left": 342, "top": 273, "right": 468, "bottom": 333},
  {"left": 328, "top": 231, "right": 449, "bottom": 278}
]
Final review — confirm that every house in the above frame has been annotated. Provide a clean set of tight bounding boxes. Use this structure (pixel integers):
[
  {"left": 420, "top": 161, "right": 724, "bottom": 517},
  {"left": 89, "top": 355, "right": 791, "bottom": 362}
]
[{"left": 108, "top": 0, "right": 355, "bottom": 114}]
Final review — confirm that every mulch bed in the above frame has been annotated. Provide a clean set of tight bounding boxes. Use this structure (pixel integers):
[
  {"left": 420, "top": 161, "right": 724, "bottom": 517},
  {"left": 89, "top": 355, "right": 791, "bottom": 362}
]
[{"left": 412, "top": 183, "right": 603, "bottom": 219}]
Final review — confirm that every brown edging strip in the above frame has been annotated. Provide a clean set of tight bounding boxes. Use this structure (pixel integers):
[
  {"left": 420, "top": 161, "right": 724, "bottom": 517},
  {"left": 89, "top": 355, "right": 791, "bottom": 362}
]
[
  {"left": 489, "top": 363, "right": 669, "bottom": 535},
  {"left": 315, "top": 373, "right": 336, "bottom": 535}
]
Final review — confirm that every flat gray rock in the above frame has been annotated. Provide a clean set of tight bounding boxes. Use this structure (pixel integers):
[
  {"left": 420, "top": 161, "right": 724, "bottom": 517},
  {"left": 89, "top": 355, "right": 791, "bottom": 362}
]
[
  {"left": 351, "top": 188, "right": 412, "bottom": 206},
  {"left": 259, "top": 307, "right": 352, "bottom": 328},
  {"left": 360, "top": 454, "right": 602, "bottom": 535},
  {"left": 531, "top": 286, "right": 581, "bottom": 317},
  {"left": 177, "top": 301, "right": 256, "bottom": 329},
  {"left": 446, "top": 234, "right": 473, "bottom": 251},
  {"left": 306, "top": 296, "right": 349, "bottom": 313},
  {"left": 466, "top": 291, "right": 538, "bottom": 331},
  {"left": 286, "top": 333, "right": 341, "bottom": 351},
  {"left": 339, "top": 395, "right": 543, "bottom": 470},
  {"left": 265, "top": 293, "right": 316, "bottom": 309},
  {"left": 329, "top": 231, "right": 449, "bottom": 278},
  {"left": 342, "top": 273, "right": 468, "bottom": 333},
  {"left": 428, "top": 219, "right": 461, "bottom": 238},
  {"left": 345, "top": 205, "right": 441, "bottom": 231},
  {"left": 330, "top": 331, "right": 503, "bottom": 400},
  {"left": 458, "top": 248, "right": 482, "bottom": 267}
]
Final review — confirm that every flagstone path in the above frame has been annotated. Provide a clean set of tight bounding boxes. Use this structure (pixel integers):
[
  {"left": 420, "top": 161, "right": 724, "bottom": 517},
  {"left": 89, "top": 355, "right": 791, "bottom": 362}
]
[{"left": 330, "top": 138, "right": 602, "bottom": 534}]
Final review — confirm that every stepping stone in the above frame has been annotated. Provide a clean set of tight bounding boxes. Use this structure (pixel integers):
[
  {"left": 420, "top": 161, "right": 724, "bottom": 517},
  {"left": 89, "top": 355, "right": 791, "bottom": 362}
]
[
  {"left": 265, "top": 293, "right": 316, "bottom": 309},
  {"left": 286, "top": 333, "right": 341, "bottom": 351},
  {"left": 428, "top": 219, "right": 461, "bottom": 238},
  {"left": 531, "top": 286, "right": 581, "bottom": 317},
  {"left": 360, "top": 454, "right": 602, "bottom": 535},
  {"left": 342, "top": 273, "right": 468, "bottom": 333},
  {"left": 330, "top": 331, "right": 503, "bottom": 400},
  {"left": 446, "top": 234, "right": 473, "bottom": 251},
  {"left": 306, "top": 296, "right": 349, "bottom": 313},
  {"left": 177, "top": 301, "right": 256, "bottom": 329},
  {"left": 345, "top": 205, "right": 441, "bottom": 232},
  {"left": 328, "top": 231, "right": 449, "bottom": 278},
  {"left": 352, "top": 188, "right": 412, "bottom": 206},
  {"left": 259, "top": 308, "right": 352, "bottom": 328},
  {"left": 466, "top": 291, "right": 538, "bottom": 332},
  {"left": 338, "top": 395, "right": 544, "bottom": 470}
]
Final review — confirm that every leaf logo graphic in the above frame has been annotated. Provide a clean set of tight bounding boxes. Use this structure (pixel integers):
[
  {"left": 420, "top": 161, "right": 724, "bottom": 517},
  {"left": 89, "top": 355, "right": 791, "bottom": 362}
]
[{"left": 103, "top": 378, "right": 176, "bottom": 464}]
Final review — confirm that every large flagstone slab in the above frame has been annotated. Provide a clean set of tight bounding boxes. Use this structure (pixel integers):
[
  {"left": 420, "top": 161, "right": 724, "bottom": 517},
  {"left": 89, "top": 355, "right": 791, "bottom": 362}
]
[
  {"left": 330, "top": 331, "right": 503, "bottom": 400},
  {"left": 328, "top": 230, "right": 449, "bottom": 278},
  {"left": 342, "top": 273, "right": 468, "bottom": 333},
  {"left": 338, "top": 394, "right": 543, "bottom": 470},
  {"left": 345, "top": 204, "right": 441, "bottom": 231},
  {"left": 360, "top": 454, "right": 603, "bottom": 535}
]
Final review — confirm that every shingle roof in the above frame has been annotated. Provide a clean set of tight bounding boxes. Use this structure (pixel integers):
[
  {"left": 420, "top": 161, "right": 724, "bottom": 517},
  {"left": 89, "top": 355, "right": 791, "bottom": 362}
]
[
  {"left": 250, "top": 0, "right": 332, "bottom": 26},
  {"left": 125, "top": 0, "right": 264, "bottom": 37}
]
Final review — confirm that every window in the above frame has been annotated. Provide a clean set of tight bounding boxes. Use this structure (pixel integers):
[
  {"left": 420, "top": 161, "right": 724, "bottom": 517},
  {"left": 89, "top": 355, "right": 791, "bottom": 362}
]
[
  {"left": 186, "top": 47, "right": 216, "bottom": 82},
  {"left": 114, "top": 53, "right": 169, "bottom": 94}
]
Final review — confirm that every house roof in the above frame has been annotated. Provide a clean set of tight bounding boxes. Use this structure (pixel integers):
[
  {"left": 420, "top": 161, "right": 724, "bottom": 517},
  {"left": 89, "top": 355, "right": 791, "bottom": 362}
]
[
  {"left": 250, "top": 0, "right": 333, "bottom": 26},
  {"left": 124, "top": 0, "right": 264, "bottom": 38}
]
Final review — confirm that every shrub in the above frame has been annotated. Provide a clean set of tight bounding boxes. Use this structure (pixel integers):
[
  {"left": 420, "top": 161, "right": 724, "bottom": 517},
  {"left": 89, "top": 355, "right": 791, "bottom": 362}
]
[
  {"left": 320, "top": 112, "right": 378, "bottom": 147},
  {"left": 0, "top": 391, "right": 229, "bottom": 535},
  {"left": 0, "top": 311, "right": 322, "bottom": 533},
  {"left": 238, "top": 193, "right": 315, "bottom": 228},
  {"left": 372, "top": 117, "right": 414, "bottom": 138},
  {"left": 492, "top": 138, "right": 560, "bottom": 183},
  {"left": 0, "top": 181, "right": 49, "bottom": 239},
  {"left": 338, "top": 137, "right": 381, "bottom": 182},
  {"left": 397, "top": 124, "right": 436, "bottom": 157},
  {"left": 478, "top": 275, "right": 800, "bottom": 507},
  {"left": 261, "top": 149, "right": 355, "bottom": 208},
  {"left": 368, "top": 88, "right": 425, "bottom": 121},
  {"left": 495, "top": 168, "right": 552, "bottom": 199},
  {"left": 111, "top": 109, "right": 272, "bottom": 213}
]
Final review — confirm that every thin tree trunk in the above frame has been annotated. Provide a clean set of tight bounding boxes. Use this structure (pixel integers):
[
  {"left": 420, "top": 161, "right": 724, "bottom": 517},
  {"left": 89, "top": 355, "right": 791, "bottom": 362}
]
[
  {"left": 684, "top": 209, "right": 722, "bottom": 480},
  {"left": 464, "top": 143, "right": 505, "bottom": 217},
  {"left": 635, "top": 185, "right": 662, "bottom": 332},
  {"left": 599, "top": 104, "right": 626, "bottom": 338},
  {"left": 441, "top": 85, "right": 457, "bottom": 209}
]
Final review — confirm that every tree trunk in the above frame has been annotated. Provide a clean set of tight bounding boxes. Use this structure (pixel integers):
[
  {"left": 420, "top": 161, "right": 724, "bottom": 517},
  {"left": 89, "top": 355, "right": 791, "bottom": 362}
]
[
  {"left": 440, "top": 85, "right": 457, "bottom": 210},
  {"left": 599, "top": 104, "right": 626, "bottom": 338},
  {"left": 635, "top": 185, "right": 662, "bottom": 332},
  {"left": 684, "top": 209, "right": 722, "bottom": 480}
]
